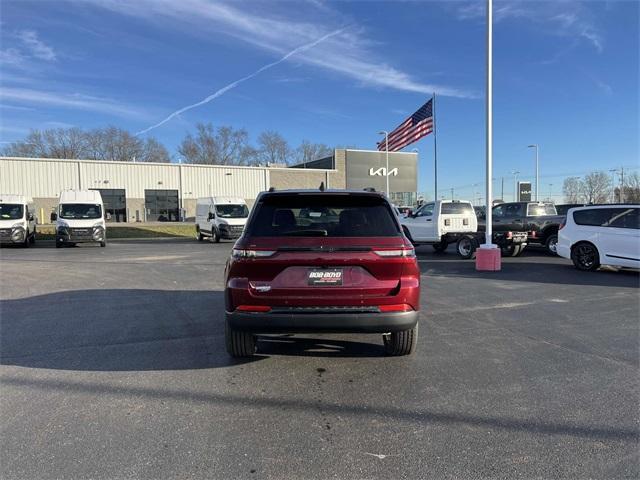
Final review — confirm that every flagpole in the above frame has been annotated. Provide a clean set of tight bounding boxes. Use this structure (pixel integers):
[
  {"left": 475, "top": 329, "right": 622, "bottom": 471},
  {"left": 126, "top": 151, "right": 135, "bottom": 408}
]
[{"left": 433, "top": 92, "right": 438, "bottom": 201}]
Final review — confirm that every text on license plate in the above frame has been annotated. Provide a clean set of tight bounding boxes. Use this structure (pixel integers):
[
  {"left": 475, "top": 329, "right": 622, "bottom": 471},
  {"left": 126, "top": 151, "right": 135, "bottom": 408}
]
[{"left": 308, "top": 268, "right": 343, "bottom": 286}]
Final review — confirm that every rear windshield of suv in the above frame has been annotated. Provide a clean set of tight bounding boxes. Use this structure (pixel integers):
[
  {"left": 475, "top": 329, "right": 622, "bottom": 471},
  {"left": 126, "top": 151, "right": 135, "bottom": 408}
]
[
  {"left": 248, "top": 194, "right": 400, "bottom": 237},
  {"left": 440, "top": 202, "right": 474, "bottom": 215},
  {"left": 527, "top": 203, "right": 557, "bottom": 216}
]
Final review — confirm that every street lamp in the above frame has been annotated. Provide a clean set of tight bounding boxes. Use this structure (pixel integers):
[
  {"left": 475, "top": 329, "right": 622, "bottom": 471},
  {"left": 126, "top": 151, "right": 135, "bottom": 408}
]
[
  {"left": 510, "top": 170, "right": 520, "bottom": 201},
  {"left": 378, "top": 130, "right": 390, "bottom": 196},
  {"left": 527, "top": 144, "right": 539, "bottom": 201}
]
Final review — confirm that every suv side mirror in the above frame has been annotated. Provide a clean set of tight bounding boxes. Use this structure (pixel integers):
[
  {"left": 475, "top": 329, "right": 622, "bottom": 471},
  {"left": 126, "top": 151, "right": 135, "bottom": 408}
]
[{"left": 50, "top": 212, "right": 57, "bottom": 222}]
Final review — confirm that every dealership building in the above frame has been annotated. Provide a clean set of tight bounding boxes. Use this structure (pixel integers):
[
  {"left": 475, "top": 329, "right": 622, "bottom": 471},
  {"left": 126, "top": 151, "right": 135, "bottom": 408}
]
[{"left": 0, "top": 149, "right": 418, "bottom": 222}]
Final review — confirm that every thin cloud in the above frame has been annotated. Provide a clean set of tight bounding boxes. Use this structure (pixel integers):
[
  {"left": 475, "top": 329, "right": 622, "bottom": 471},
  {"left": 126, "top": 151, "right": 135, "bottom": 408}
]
[
  {"left": 455, "top": 0, "right": 604, "bottom": 53},
  {"left": 88, "top": 0, "right": 476, "bottom": 99},
  {"left": 0, "top": 87, "right": 144, "bottom": 118},
  {"left": 135, "top": 27, "right": 346, "bottom": 135},
  {"left": 17, "top": 30, "right": 57, "bottom": 61}
]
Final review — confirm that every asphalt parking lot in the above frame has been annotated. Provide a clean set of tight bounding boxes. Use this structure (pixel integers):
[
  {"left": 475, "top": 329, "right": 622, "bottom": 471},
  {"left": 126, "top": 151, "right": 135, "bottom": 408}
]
[{"left": 1, "top": 239, "right": 638, "bottom": 479}]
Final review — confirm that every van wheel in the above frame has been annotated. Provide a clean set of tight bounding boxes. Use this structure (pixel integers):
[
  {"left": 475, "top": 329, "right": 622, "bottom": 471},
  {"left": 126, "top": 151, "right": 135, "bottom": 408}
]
[
  {"left": 196, "top": 228, "right": 204, "bottom": 241},
  {"left": 225, "top": 318, "right": 256, "bottom": 357},
  {"left": 571, "top": 242, "right": 600, "bottom": 271},
  {"left": 383, "top": 323, "right": 418, "bottom": 356},
  {"left": 545, "top": 234, "right": 558, "bottom": 255},
  {"left": 432, "top": 240, "right": 448, "bottom": 253},
  {"left": 30, "top": 231, "right": 36, "bottom": 244},
  {"left": 100, "top": 240, "right": 107, "bottom": 247},
  {"left": 22, "top": 235, "right": 30, "bottom": 248},
  {"left": 213, "top": 230, "right": 221, "bottom": 243},
  {"left": 456, "top": 236, "right": 475, "bottom": 259}
]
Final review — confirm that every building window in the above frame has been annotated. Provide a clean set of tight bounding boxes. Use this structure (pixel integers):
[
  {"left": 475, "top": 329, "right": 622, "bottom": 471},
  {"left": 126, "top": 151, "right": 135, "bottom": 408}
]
[
  {"left": 91, "top": 189, "right": 126, "bottom": 222},
  {"left": 145, "top": 189, "right": 179, "bottom": 222}
]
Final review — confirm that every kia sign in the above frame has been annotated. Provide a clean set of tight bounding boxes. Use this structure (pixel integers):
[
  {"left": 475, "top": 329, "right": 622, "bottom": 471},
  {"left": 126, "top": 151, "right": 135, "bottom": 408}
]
[
  {"left": 369, "top": 167, "right": 398, "bottom": 177},
  {"left": 345, "top": 150, "right": 417, "bottom": 195},
  {"left": 518, "top": 181, "right": 532, "bottom": 202}
]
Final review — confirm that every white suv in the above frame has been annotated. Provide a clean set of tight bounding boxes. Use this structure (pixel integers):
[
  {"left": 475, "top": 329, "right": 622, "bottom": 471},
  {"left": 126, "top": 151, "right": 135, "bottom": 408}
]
[
  {"left": 558, "top": 205, "right": 639, "bottom": 271},
  {"left": 401, "top": 200, "right": 477, "bottom": 252}
]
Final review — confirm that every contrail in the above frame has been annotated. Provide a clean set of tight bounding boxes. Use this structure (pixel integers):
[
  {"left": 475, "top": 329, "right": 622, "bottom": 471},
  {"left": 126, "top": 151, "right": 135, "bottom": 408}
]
[{"left": 136, "top": 27, "right": 346, "bottom": 136}]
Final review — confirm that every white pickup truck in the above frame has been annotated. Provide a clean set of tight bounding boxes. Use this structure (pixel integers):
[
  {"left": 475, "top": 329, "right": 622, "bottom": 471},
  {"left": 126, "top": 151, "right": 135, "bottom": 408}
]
[{"left": 401, "top": 200, "right": 478, "bottom": 255}]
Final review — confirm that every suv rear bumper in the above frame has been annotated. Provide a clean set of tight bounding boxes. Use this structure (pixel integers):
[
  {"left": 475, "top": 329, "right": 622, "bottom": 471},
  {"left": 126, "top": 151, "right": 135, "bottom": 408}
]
[{"left": 226, "top": 309, "right": 418, "bottom": 334}]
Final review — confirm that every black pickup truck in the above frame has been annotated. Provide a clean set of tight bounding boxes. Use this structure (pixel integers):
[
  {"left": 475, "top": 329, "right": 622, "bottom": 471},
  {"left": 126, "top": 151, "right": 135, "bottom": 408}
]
[{"left": 476, "top": 202, "right": 564, "bottom": 255}]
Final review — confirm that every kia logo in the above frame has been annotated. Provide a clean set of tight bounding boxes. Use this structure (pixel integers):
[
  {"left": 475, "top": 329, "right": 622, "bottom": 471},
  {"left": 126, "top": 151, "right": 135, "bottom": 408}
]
[{"left": 369, "top": 167, "right": 398, "bottom": 177}]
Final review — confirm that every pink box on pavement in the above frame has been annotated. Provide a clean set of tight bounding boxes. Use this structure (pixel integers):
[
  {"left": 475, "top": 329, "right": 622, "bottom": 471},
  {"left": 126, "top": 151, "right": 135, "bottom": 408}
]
[{"left": 475, "top": 246, "right": 501, "bottom": 271}]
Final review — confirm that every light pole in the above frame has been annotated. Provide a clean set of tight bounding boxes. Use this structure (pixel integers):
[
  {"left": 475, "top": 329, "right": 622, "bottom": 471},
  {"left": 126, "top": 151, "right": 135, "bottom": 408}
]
[
  {"left": 378, "top": 130, "right": 390, "bottom": 196},
  {"left": 548, "top": 183, "right": 553, "bottom": 202},
  {"left": 527, "top": 144, "right": 539, "bottom": 201},
  {"left": 510, "top": 170, "right": 520, "bottom": 201},
  {"left": 609, "top": 169, "right": 619, "bottom": 202}
]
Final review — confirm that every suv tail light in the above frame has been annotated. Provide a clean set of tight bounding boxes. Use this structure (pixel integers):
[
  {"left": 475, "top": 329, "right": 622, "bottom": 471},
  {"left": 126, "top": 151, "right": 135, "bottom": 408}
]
[
  {"left": 232, "top": 249, "right": 276, "bottom": 259},
  {"left": 373, "top": 247, "right": 415, "bottom": 258},
  {"left": 530, "top": 230, "right": 537, "bottom": 239}
]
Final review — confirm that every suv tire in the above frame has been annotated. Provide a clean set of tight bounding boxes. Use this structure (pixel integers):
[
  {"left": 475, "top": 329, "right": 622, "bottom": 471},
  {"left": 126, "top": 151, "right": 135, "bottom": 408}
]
[
  {"left": 225, "top": 318, "right": 256, "bottom": 357},
  {"left": 545, "top": 234, "right": 558, "bottom": 256},
  {"left": 383, "top": 323, "right": 418, "bottom": 356},
  {"left": 502, "top": 244, "right": 524, "bottom": 257},
  {"left": 571, "top": 242, "right": 600, "bottom": 271}
]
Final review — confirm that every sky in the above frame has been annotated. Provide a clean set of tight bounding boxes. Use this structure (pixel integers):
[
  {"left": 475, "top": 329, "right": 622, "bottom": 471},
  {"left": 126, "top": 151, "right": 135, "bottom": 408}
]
[{"left": 1, "top": 0, "right": 638, "bottom": 201}]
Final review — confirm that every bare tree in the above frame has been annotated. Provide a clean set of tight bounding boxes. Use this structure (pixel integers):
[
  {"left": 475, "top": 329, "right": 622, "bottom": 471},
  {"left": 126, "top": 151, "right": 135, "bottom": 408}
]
[
  {"left": 3, "top": 128, "right": 87, "bottom": 158},
  {"left": 2, "top": 126, "right": 168, "bottom": 162},
  {"left": 581, "top": 171, "right": 611, "bottom": 204},
  {"left": 86, "top": 126, "right": 142, "bottom": 162},
  {"left": 257, "top": 130, "right": 290, "bottom": 165},
  {"left": 622, "top": 171, "right": 640, "bottom": 203},
  {"left": 295, "top": 140, "right": 332, "bottom": 165},
  {"left": 562, "top": 177, "right": 583, "bottom": 203},
  {"left": 141, "top": 137, "right": 170, "bottom": 163},
  {"left": 178, "top": 123, "right": 249, "bottom": 165}
]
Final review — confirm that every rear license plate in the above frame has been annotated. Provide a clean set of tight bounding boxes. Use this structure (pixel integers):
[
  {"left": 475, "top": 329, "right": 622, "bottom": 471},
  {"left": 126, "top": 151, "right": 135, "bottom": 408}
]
[{"left": 308, "top": 268, "right": 343, "bottom": 286}]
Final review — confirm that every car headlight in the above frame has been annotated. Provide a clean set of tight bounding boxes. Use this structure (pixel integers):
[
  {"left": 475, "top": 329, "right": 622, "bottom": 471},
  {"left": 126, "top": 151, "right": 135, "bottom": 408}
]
[
  {"left": 92, "top": 226, "right": 104, "bottom": 240},
  {"left": 11, "top": 226, "right": 25, "bottom": 242}
]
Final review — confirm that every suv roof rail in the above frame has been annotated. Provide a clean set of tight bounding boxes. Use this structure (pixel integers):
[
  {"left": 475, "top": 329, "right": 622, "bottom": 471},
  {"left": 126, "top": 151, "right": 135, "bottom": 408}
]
[{"left": 363, "top": 187, "right": 376, "bottom": 192}]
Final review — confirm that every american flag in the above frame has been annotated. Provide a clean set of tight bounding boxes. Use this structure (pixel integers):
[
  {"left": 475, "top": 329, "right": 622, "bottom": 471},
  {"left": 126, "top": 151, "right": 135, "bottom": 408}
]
[{"left": 377, "top": 99, "right": 433, "bottom": 152}]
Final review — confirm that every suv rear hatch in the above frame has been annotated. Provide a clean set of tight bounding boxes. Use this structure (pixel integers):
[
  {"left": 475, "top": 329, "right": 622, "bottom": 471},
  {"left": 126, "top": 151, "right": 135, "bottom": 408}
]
[{"left": 228, "top": 192, "right": 418, "bottom": 309}]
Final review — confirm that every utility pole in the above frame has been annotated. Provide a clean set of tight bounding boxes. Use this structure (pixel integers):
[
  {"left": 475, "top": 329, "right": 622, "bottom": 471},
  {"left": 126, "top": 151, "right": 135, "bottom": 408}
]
[
  {"left": 378, "top": 131, "right": 390, "bottom": 196},
  {"left": 527, "top": 144, "right": 539, "bottom": 201},
  {"left": 450, "top": 187, "right": 454, "bottom": 200},
  {"left": 620, "top": 167, "right": 625, "bottom": 203},
  {"left": 501, "top": 176, "right": 504, "bottom": 201},
  {"left": 511, "top": 170, "right": 520, "bottom": 201}
]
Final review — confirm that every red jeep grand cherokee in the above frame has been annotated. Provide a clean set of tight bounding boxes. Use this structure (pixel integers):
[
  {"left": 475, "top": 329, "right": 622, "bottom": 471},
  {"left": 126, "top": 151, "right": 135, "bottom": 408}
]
[{"left": 224, "top": 188, "right": 420, "bottom": 357}]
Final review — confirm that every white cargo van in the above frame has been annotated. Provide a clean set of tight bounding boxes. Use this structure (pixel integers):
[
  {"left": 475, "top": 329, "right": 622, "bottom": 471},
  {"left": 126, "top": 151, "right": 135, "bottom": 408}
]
[
  {"left": 0, "top": 194, "right": 36, "bottom": 247},
  {"left": 51, "top": 190, "right": 106, "bottom": 248},
  {"left": 401, "top": 200, "right": 477, "bottom": 253},
  {"left": 195, "top": 196, "right": 249, "bottom": 243}
]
